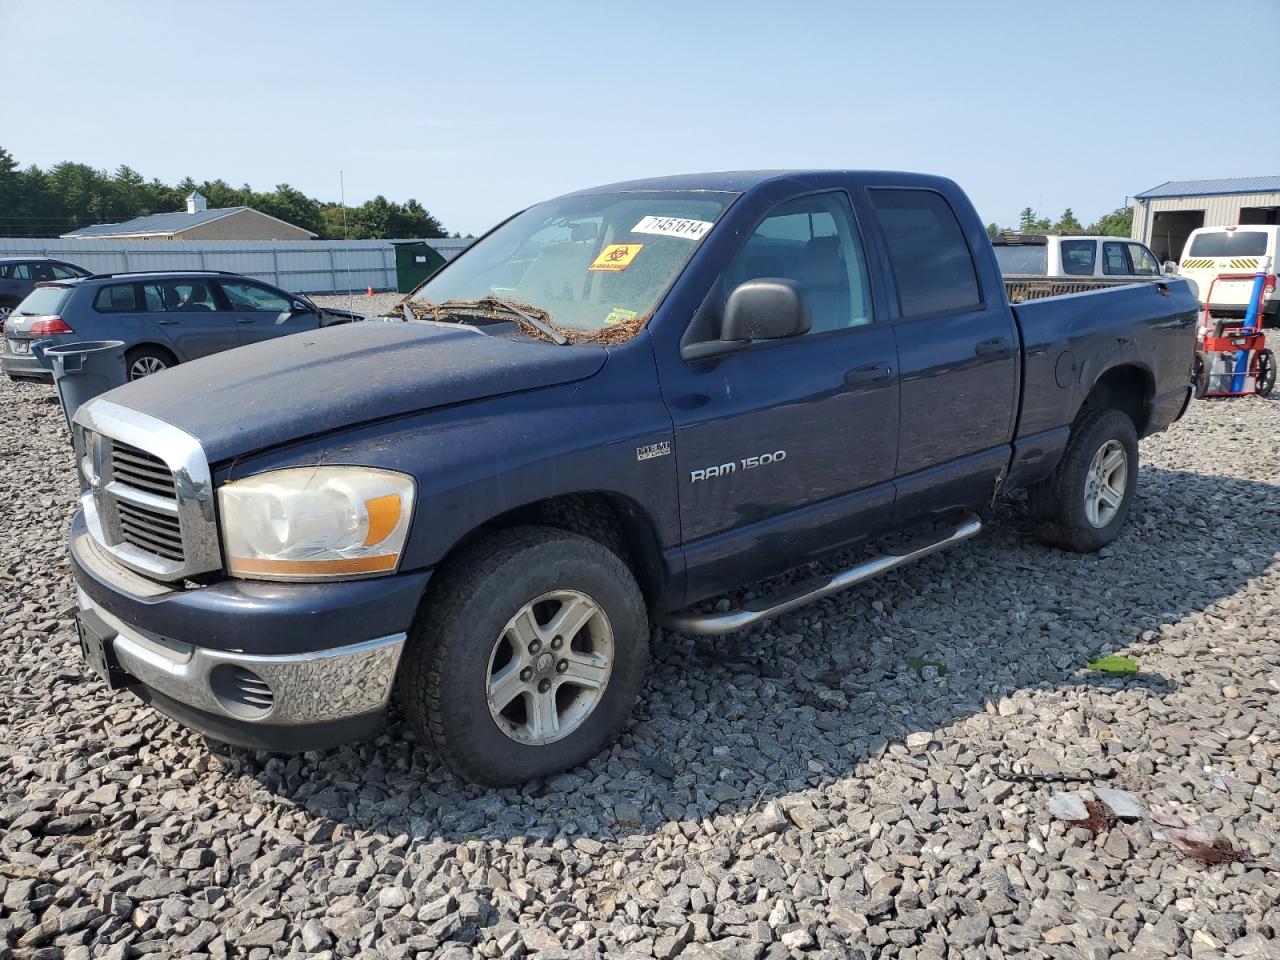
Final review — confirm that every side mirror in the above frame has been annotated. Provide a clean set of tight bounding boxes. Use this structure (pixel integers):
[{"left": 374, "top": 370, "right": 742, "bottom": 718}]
[
  {"left": 292, "top": 299, "right": 313, "bottom": 313},
  {"left": 1162, "top": 261, "right": 1179, "bottom": 276},
  {"left": 682, "top": 278, "right": 811, "bottom": 361},
  {"left": 722, "top": 278, "right": 811, "bottom": 342}
]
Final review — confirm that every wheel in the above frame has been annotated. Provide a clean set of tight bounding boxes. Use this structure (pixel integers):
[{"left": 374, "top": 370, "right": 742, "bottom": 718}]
[
  {"left": 1255, "top": 348, "right": 1275, "bottom": 397},
  {"left": 1029, "top": 407, "right": 1138, "bottom": 553},
  {"left": 0, "top": 304, "right": 12, "bottom": 325},
  {"left": 125, "top": 346, "right": 174, "bottom": 381},
  {"left": 397, "top": 526, "right": 649, "bottom": 786},
  {"left": 1191, "top": 351, "right": 1208, "bottom": 399}
]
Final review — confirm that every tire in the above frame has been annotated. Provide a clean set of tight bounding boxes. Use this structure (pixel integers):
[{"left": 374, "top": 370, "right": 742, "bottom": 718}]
[
  {"left": 1191, "top": 351, "right": 1208, "bottom": 399},
  {"left": 1029, "top": 407, "right": 1139, "bottom": 553},
  {"left": 125, "top": 345, "right": 175, "bottom": 381},
  {"left": 397, "top": 526, "right": 649, "bottom": 786},
  {"left": 1255, "top": 348, "right": 1275, "bottom": 398}
]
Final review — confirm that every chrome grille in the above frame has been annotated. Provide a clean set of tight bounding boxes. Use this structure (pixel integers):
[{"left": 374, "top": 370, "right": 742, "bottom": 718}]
[
  {"left": 74, "top": 399, "right": 221, "bottom": 582},
  {"left": 110, "top": 442, "right": 177, "bottom": 498},
  {"left": 115, "top": 499, "right": 185, "bottom": 561}
]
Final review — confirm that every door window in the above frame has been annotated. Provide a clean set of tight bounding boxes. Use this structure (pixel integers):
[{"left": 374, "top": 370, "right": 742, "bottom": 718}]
[
  {"left": 51, "top": 264, "right": 85, "bottom": 279},
  {"left": 1102, "top": 242, "right": 1134, "bottom": 276},
  {"left": 146, "top": 280, "right": 220, "bottom": 312},
  {"left": 9, "top": 264, "right": 31, "bottom": 280},
  {"left": 1127, "top": 243, "right": 1161, "bottom": 276},
  {"left": 724, "top": 192, "right": 873, "bottom": 333},
  {"left": 869, "top": 189, "right": 981, "bottom": 317},
  {"left": 220, "top": 280, "right": 292, "bottom": 313},
  {"left": 93, "top": 284, "right": 139, "bottom": 313},
  {"left": 1059, "top": 239, "right": 1097, "bottom": 275}
]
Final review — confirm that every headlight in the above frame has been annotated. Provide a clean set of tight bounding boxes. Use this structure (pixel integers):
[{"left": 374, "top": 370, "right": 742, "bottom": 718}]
[{"left": 218, "top": 467, "right": 415, "bottom": 581}]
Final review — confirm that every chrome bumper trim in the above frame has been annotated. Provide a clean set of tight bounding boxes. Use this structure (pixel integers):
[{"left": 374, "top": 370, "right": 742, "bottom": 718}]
[{"left": 77, "top": 588, "right": 405, "bottom": 726}]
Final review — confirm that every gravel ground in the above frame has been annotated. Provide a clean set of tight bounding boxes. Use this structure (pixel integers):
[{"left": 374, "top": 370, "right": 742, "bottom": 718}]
[{"left": 1, "top": 376, "right": 1278, "bottom": 960}]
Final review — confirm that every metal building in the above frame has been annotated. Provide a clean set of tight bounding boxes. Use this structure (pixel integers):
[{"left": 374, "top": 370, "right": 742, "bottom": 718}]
[{"left": 1131, "top": 175, "right": 1280, "bottom": 263}]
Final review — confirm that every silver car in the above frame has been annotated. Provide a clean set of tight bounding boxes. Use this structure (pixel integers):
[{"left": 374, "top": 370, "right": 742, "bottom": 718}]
[{"left": 2, "top": 270, "right": 361, "bottom": 383}]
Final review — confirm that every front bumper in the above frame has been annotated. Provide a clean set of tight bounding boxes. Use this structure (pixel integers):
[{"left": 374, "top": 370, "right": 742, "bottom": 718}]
[{"left": 70, "top": 508, "right": 432, "bottom": 751}]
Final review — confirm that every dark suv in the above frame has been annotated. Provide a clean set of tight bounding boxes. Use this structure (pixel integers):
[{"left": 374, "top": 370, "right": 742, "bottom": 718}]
[
  {"left": 0, "top": 257, "right": 92, "bottom": 322},
  {"left": 2, "top": 270, "right": 361, "bottom": 383}
]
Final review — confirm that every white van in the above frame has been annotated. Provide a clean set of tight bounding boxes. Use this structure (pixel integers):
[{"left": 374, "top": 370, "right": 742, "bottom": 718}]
[{"left": 1178, "top": 226, "right": 1278, "bottom": 328}]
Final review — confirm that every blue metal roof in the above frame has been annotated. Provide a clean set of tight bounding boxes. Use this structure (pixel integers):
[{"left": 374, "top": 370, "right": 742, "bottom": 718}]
[
  {"left": 64, "top": 207, "right": 250, "bottom": 238},
  {"left": 1134, "top": 176, "right": 1280, "bottom": 200}
]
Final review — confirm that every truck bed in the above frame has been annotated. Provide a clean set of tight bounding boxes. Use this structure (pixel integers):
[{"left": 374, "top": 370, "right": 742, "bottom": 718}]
[{"left": 1004, "top": 275, "right": 1161, "bottom": 303}]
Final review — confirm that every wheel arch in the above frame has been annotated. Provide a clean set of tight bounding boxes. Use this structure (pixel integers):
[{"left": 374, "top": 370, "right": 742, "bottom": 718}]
[
  {"left": 435, "top": 491, "right": 669, "bottom": 608},
  {"left": 125, "top": 341, "right": 180, "bottom": 365},
  {"left": 1077, "top": 362, "right": 1155, "bottom": 436}
]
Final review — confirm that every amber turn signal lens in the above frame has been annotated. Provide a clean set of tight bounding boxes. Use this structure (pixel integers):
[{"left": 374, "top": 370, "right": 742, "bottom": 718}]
[{"left": 363, "top": 494, "right": 402, "bottom": 547}]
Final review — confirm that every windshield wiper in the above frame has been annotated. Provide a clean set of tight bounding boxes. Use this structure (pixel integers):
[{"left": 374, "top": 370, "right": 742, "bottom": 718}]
[{"left": 476, "top": 294, "right": 567, "bottom": 345}]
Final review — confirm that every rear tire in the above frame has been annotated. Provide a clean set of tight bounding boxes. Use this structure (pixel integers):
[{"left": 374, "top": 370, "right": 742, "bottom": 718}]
[
  {"left": 1191, "top": 351, "right": 1208, "bottom": 399},
  {"left": 125, "top": 346, "right": 175, "bottom": 381},
  {"left": 1029, "top": 408, "right": 1138, "bottom": 553},
  {"left": 397, "top": 526, "right": 649, "bottom": 786}
]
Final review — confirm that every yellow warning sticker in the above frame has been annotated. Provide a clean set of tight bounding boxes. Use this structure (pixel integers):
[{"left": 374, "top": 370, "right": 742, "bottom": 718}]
[
  {"left": 604, "top": 307, "right": 637, "bottom": 326},
  {"left": 589, "top": 243, "right": 643, "bottom": 272}
]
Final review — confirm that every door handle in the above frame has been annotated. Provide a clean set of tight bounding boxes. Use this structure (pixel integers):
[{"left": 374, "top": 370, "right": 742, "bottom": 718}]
[
  {"left": 236, "top": 317, "right": 255, "bottom": 324},
  {"left": 975, "top": 336, "right": 1012, "bottom": 358},
  {"left": 156, "top": 319, "right": 178, "bottom": 326},
  {"left": 845, "top": 362, "right": 894, "bottom": 387}
]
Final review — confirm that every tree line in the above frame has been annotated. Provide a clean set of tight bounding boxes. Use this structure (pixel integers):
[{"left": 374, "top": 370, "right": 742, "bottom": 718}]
[
  {"left": 0, "top": 146, "right": 456, "bottom": 240},
  {"left": 985, "top": 205, "right": 1134, "bottom": 239}
]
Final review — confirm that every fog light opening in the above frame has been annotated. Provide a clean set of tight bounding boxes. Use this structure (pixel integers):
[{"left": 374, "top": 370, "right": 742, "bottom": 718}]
[{"left": 209, "top": 664, "right": 275, "bottom": 720}]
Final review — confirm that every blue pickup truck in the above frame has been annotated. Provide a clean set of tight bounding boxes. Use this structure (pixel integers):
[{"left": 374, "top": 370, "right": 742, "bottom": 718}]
[{"left": 68, "top": 171, "right": 1197, "bottom": 785}]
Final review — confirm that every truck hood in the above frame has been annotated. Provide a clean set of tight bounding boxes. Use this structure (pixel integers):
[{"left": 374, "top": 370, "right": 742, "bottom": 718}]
[{"left": 105, "top": 321, "right": 608, "bottom": 463}]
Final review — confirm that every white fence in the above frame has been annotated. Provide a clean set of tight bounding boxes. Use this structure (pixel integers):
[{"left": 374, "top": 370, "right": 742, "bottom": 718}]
[{"left": 0, "top": 237, "right": 471, "bottom": 294}]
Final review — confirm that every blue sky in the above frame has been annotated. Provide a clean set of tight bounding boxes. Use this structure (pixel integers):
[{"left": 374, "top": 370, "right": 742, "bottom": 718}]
[{"left": 3, "top": 0, "right": 1277, "bottom": 236}]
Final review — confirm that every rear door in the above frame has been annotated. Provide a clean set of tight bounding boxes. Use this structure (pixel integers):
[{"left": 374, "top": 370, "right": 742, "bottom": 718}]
[
  {"left": 217, "top": 279, "right": 318, "bottom": 345},
  {"left": 141, "top": 279, "right": 238, "bottom": 360},
  {"left": 1102, "top": 241, "right": 1135, "bottom": 278},
  {"left": 656, "top": 188, "right": 900, "bottom": 599},
  {"left": 866, "top": 185, "right": 1018, "bottom": 521}
]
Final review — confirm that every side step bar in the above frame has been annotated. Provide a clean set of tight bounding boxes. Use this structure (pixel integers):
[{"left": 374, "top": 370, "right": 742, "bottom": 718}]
[{"left": 659, "top": 511, "right": 982, "bottom": 636}]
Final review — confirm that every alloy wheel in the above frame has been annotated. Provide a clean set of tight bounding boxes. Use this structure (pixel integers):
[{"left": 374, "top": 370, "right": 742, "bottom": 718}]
[
  {"left": 129, "top": 356, "right": 167, "bottom": 379},
  {"left": 1083, "top": 439, "right": 1127, "bottom": 528},
  {"left": 485, "top": 589, "right": 614, "bottom": 745}
]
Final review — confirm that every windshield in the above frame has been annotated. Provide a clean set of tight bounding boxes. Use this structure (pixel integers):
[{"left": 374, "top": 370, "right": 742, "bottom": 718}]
[
  {"left": 16, "top": 285, "right": 73, "bottom": 316},
  {"left": 1188, "top": 231, "right": 1269, "bottom": 258},
  {"left": 411, "top": 190, "right": 736, "bottom": 340},
  {"left": 992, "top": 243, "right": 1047, "bottom": 275}
]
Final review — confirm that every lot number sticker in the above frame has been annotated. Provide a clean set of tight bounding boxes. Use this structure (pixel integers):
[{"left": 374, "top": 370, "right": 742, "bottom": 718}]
[
  {"left": 632, "top": 216, "right": 713, "bottom": 240},
  {"left": 590, "top": 243, "right": 643, "bottom": 272}
]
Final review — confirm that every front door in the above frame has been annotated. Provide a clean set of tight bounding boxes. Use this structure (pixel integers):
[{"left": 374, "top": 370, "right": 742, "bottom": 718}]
[
  {"left": 217, "top": 279, "right": 318, "bottom": 346},
  {"left": 866, "top": 186, "right": 1019, "bottom": 520},
  {"left": 656, "top": 190, "right": 900, "bottom": 603}
]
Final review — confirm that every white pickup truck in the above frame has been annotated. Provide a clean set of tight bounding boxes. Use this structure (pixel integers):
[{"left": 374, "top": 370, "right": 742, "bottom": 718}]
[
  {"left": 992, "top": 234, "right": 1168, "bottom": 303},
  {"left": 1178, "top": 225, "right": 1279, "bottom": 329}
]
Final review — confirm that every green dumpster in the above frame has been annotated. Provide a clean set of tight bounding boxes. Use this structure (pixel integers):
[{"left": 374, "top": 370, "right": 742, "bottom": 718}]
[{"left": 392, "top": 241, "right": 447, "bottom": 294}]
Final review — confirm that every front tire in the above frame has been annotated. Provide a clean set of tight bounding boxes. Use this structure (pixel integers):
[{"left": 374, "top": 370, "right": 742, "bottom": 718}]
[
  {"left": 1030, "top": 408, "right": 1139, "bottom": 553},
  {"left": 397, "top": 527, "right": 649, "bottom": 786}
]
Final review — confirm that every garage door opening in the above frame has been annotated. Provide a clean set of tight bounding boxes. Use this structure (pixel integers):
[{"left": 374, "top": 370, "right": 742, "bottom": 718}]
[
  {"left": 1150, "top": 210, "right": 1205, "bottom": 263},
  {"left": 1240, "top": 206, "right": 1280, "bottom": 225}
]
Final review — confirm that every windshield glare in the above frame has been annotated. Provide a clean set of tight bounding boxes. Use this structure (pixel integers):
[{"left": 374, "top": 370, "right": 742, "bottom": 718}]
[{"left": 413, "top": 190, "right": 735, "bottom": 336}]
